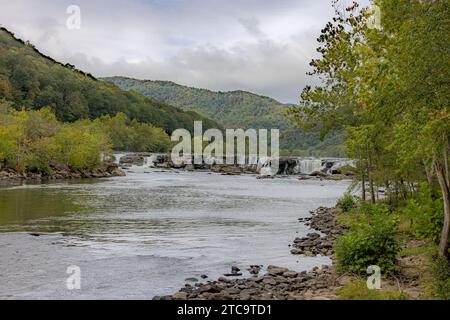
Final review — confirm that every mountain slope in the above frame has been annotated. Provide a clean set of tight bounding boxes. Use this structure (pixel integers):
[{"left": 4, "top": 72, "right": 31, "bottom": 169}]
[
  {"left": 104, "top": 76, "right": 344, "bottom": 156},
  {"left": 0, "top": 28, "right": 220, "bottom": 134}
]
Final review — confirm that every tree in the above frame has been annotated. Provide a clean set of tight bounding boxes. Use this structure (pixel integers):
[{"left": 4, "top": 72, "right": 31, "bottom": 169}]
[{"left": 289, "top": 0, "right": 450, "bottom": 258}]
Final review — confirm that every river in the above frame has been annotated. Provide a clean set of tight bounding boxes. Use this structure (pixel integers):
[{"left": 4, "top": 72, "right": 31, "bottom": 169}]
[{"left": 0, "top": 169, "right": 350, "bottom": 299}]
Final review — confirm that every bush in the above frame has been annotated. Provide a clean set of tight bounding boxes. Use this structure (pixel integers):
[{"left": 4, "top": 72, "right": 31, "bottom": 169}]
[
  {"left": 402, "top": 182, "right": 443, "bottom": 243},
  {"left": 429, "top": 256, "right": 450, "bottom": 300},
  {"left": 337, "top": 193, "right": 357, "bottom": 212},
  {"left": 335, "top": 203, "right": 400, "bottom": 274}
]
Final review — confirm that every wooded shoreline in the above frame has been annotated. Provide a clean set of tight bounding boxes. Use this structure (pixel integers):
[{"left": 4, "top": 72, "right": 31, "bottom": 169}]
[{"left": 0, "top": 161, "right": 125, "bottom": 181}]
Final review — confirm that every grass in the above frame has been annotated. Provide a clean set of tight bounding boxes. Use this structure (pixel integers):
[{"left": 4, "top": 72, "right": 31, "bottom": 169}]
[
  {"left": 338, "top": 279, "right": 410, "bottom": 300},
  {"left": 399, "top": 244, "right": 435, "bottom": 258}
]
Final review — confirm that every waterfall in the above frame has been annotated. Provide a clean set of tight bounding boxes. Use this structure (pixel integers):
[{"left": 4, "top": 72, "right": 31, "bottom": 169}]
[
  {"left": 147, "top": 154, "right": 159, "bottom": 167},
  {"left": 259, "top": 157, "right": 276, "bottom": 176},
  {"left": 294, "top": 158, "right": 324, "bottom": 174},
  {"left": 113, "top": 153, "right": 126, "bottom": 165},
  {"left": 113, "top": 152, "right": 355, "bottom": 175}
]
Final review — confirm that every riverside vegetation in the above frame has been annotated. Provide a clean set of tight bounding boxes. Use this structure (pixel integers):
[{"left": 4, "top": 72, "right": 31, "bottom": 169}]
[
  {"left": 289, "top": 0, "right": 450, "bottom": 280},
  {"left": 0, "top": 103, "right": 172, "bottom": 179}
]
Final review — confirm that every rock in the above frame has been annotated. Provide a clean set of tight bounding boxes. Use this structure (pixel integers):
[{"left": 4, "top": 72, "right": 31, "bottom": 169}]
[
  {"left": 283, "top": 271, "right": 298, "bottom": 278},
  {"left": 212, "top": 165, "right": 243, "bottom": 175},
  {"left": 262, "top": 277, "right": 277, "bottom": 285},
  {"left": 240, "top": 292, "right": 251, "bottom": 300},
  {"left": 248, "top": 265, "right": 262, "bottom": 275},
  {"left": 267, "top": 266, "right": 289, "bottom": 276},
  {"left": 256, "top": 175, "right": 275, "bottom": 179},
  {"left": 224, "top": 265, "right": 242, "bottom": 276},
  {"left": 200, "top": 274, "right": 208, "bottom": 279},
  {"left": 309, "top": 171, "right": 327, "bottom": 177},
  {"left": 119, "top": 154, "right": 145, "bottom": 166},
  {"left": 172, "top": 292, "right": 188, "bottom": 300},
  {"left": 198, "top": 284, "right": 220, "bottom": 294},
  {"left": 223, "top": 287, "right": 241, "bottom": 295},
  {"left": 185, "top": 277, "right": 198, "bottom": 282}
]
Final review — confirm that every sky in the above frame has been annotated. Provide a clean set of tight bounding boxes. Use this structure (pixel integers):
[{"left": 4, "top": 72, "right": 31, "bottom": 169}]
[{"left": 0, "top": 0, "right": 370, "bottom": 103}]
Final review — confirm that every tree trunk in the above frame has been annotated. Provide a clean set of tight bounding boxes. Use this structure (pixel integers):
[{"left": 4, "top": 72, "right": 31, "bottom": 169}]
[
  {"left": 444, "top": 137, "right": 450, "bottom": 189},
  {"left": 361, "top": 171, "right": 366, "bottom": 201},
  {"left": 424, "top": 161, "right": 433, "bottom": 186},
  {"left": 435, "top": 162, "right": 450, "bottom": 259},
  {"left": 367, "top": 154, "right": 376, "bottom": 203},
  {"left": 369, "top": 177, "right": 376, "bottom": 203},
  {"left": 360, "top": 156, "right": 366, "bottom": 201}
]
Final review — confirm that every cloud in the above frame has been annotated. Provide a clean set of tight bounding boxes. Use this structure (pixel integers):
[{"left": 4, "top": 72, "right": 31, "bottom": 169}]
[
  {"left": 0, "top": 0, "right": 371, "bottom": 103},
  {"left": 238, "top": 17, "right": 266, "bottom": 40}
]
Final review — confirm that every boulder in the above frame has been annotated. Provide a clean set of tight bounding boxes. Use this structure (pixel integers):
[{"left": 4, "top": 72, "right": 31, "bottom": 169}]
[
  {"left": 309, "top": 171, "right": 327, "bottom": 177},
  {"left": 172, "top": 292, "right": 188, "bottom": 300},
  {"left": 119, "top": 154, "right": 145, "bottom": 166},
  {"left": 267, "top": 266, "right": 289, "bottom": 275}
]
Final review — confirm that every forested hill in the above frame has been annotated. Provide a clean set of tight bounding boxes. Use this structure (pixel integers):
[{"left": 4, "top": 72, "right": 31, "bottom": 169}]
[
  {"left": 103, "top": 76, "right": 345, "bottom": 156},
  {"left": 0, "top": 27, "right": 219, "bottom": 133}
]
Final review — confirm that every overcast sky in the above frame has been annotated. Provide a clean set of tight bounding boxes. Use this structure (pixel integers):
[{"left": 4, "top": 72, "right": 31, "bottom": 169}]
[{"left": 0, "top": 0, "right": 370, "bottom": 103}]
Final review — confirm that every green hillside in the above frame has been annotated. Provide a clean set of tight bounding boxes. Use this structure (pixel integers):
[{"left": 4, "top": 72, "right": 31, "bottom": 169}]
[
  {"left": 0, "top": 28, "right": 219, "bottom": 134},
  {"left": 104, "top": 76, "right": 344, "bottom": 156}
]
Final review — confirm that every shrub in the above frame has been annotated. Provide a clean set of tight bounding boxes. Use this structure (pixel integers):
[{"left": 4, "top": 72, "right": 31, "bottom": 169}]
[
  {"left": 429, "top": 256, "right": 450, "bottom": 300},
  {"left": 335, "top": 203, "right": 400, "bottom": 274},
  {"left": 337, "top": 193, "right": 357, "bottom": 212},
  {"left": 402, "top": 183, "right": 443, "bottom": 243}
]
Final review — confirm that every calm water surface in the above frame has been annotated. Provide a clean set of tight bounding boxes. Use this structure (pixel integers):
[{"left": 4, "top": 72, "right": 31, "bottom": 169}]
[{"left": 0, "top": 169, "right": 350, "bottom": 299}]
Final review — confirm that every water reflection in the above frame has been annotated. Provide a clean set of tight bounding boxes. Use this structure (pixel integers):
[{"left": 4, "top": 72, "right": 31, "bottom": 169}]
[{"left": 0, "top": 184, "right": 88, "bottom": 230}]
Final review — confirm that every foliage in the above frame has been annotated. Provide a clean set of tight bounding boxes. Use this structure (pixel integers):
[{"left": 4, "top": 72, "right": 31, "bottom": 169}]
[
  {"left": 429, "top": 256, "right": 450, "bottom": 300},
  {"left": 337, "top": 193, "right": 357, "bottom": 212},
  {"left": 402, "top": 183, "right": 444, "bottom": 243},
  {"left": 335, "top": 202, "right": 400, "bottom": 274},
  {"left": 288, "top": 0, "right": 450, "bottom": 257},
  {"left": 95, "top": 113, "right": 172, "bottom": 152},
  {"left": 53, "top": 120, "right": 109, "bottom": 170},
  {"left": 0, "top": 103, "right": 109, "bottom": 173}
]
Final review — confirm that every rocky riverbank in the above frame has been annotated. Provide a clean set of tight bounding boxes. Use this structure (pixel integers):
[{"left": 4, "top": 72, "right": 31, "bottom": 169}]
[
  {"left": 290, "top": 207, "right": 348, "bottom": 257},
  {"left": 0, "top": 162, "right": 126, "bottom": 181},
  {"left": 158, "top": 207, "right": 348, "bottom": 300}
]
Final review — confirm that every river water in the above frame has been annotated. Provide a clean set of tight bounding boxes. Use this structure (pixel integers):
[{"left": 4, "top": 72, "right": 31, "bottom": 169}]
[{"left": 0, "top": 169, "right": 349, "bottom": 299}]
